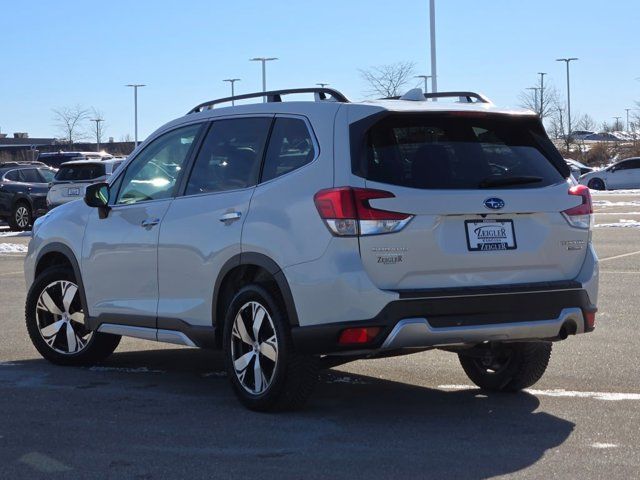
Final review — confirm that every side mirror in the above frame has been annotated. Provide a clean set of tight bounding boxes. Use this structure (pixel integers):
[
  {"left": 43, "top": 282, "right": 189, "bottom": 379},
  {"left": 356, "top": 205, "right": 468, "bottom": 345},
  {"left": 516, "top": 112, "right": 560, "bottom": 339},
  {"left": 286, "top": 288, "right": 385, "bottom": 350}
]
[{"left": 84, "top": 182, "right": 111, "bottom": 218}]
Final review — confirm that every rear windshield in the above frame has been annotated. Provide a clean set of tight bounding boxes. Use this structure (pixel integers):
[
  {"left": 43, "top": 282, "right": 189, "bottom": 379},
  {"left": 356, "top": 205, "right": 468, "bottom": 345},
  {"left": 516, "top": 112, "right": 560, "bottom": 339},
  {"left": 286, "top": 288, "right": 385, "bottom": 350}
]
[
  {"left": 54, "top": 163, "right": 105, "bottom": 181},
  {"left": 352, "top": 113, "right": 567, "bottom": 189}
]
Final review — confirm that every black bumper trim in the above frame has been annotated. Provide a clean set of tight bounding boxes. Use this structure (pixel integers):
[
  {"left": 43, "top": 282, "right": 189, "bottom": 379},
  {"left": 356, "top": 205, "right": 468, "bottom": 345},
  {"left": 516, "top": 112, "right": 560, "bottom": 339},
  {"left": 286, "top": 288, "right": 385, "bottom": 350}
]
[{"left": 291, "top": 285, "right": 595, "bottom": 354}]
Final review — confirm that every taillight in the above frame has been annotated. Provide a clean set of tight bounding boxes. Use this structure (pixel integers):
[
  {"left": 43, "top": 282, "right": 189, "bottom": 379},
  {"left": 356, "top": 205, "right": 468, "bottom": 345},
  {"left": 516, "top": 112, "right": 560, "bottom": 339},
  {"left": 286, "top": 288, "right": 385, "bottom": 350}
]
[
  {"left": 562, "top": 185, "right": 593, "bottom": 229},
  {"left": 314, "top": 187, "right": 413, "bottom": 236}
]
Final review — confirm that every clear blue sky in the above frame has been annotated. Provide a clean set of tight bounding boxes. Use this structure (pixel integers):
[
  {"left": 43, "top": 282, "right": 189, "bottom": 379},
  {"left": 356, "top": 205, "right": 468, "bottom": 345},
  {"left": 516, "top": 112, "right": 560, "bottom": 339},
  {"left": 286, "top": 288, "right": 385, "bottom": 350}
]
[{"left": 1, "top": 0, "right": 638, "bottom": 140}]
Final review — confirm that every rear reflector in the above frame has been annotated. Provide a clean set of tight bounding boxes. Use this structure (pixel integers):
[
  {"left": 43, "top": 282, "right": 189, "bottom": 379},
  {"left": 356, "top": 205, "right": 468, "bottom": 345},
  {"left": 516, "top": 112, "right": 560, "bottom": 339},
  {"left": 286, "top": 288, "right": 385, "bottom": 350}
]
[
  {"left": 338, "top": 327, "right": 381, "bottom": 345},
  {"left": 562, "top": 184, "right": 593, "bottom": 229},
  {"left": 314, "top": 187, "right": 413, "bottom": 236},
  {"left": 585, "top": 310, "right": 596, "bottom": 330}
]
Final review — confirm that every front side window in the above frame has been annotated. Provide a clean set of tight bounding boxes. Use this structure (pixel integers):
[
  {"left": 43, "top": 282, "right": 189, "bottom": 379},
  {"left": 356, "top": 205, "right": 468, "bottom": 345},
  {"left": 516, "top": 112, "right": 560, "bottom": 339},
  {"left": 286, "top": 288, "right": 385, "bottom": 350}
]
[
  {"left": 185, "top": 117, "right": 271, "bottom": 195},
  {"left": 355, "top": 113, "right": 566, "bottom": 189},
  {"left": 117, "top": 124, "right": 201, "bottom": 204},
  {"left": 261, "top": 117, "right": 315, "bottom": 182},
  {"left": 38, "top": 168, "right": 56, "bottom": 182}
]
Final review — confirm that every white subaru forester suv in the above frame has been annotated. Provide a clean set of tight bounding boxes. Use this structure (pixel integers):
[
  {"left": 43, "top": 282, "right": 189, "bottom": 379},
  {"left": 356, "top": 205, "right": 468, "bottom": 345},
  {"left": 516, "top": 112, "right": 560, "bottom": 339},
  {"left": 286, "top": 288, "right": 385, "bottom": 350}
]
[{"left": 24, "top": 88, "right": 598, "bottom": 411}]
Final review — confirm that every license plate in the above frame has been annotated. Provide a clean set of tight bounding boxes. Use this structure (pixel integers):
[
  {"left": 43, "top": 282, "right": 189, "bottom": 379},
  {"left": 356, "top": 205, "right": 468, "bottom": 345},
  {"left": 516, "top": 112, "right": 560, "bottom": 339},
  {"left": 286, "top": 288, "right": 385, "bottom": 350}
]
[
  {"left": 465, "top": 219, "right": 517, "bottom": 251},
  {"left": 67, "top": 187, "right": 80, "bottom": 196}
]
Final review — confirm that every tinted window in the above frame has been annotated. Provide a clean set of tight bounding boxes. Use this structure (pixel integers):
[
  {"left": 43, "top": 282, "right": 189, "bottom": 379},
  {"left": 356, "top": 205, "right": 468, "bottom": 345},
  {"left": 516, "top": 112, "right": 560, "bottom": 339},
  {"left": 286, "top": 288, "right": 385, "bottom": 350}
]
[
  {"left": 19, "top": 169, "right": 43, "bottom": 183},
  {"left": 355, "top": 114, "right": 566, "bottom": 189},
  {"left": 616, "top": 160, "right": 640, "bottom": 170},
  {"left": 39, "top": 154, "right": 80, "bottom": 168},
  {"left": 38, "top": 169, "right": 56, "bottom": 182},
  {"left": 4, "top": 170, "right": 19, "bottom": 181},
  {"left": 117, "top": 124, "right": 200, "bottom": 204},
  {"left": 185, "top": 118, "right": 271, "bottom": 195},
  {"left": 54, "top": 163, "right": 106, "bottom": 181},
  {"left": 261, "top": 117, "right": 315, "bottom": 182}
]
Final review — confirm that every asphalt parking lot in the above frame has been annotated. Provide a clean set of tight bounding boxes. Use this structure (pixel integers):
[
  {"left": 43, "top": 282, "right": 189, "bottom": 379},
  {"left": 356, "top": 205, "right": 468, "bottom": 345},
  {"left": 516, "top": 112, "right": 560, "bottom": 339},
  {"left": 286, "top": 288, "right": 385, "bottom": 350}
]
[{"left": 1, "top": 193, "right": 639, "bottom": 480}]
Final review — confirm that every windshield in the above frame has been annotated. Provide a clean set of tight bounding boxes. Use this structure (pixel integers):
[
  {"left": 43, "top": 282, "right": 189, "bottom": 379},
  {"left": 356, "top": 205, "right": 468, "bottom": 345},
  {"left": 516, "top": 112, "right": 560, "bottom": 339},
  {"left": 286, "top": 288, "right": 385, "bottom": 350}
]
[
  {"left": 353, "top": 113, "right": 567, "bottom": 189},
  {"left": 54, "top": 163, "right": 106, "bottom": 181}
]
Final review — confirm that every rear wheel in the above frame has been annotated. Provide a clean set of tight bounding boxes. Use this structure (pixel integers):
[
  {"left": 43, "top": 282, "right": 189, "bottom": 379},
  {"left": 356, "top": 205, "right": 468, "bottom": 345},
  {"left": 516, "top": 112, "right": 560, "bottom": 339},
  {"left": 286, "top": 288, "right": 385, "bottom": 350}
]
[
  {"left": 9, "top": 201, "right": 31, "bottom": 231},
  {"left": 223, "top": 284, "right": 318, "bottom": 411},
  {"left": 458, "top": 342, "right": 552, "bottom": 392},
  {"left": 26, "top": 266, "right": 121, "bottom": 365},
  {"left": 587, "top": 178, "right": 605, "bottom": 190}
]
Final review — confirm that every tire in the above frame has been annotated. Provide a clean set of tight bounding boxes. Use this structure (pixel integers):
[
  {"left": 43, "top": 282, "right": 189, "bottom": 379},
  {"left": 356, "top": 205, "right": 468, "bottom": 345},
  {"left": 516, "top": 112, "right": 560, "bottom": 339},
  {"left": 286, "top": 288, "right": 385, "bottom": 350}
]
[
  {"left": 587, "top": 178, "right": 605, "bottom": 191},
  {"left": 458, "top": 342, "right": 552, "bottom": 392},
  {"left": 223, "top": 283, "right": 318, "bottom": 411},
  {"left": 9, "top": 201, "right": 32, "bottom": 231},
  {"left": 26, "top": 266, "right": 121, "bottom": 366}
]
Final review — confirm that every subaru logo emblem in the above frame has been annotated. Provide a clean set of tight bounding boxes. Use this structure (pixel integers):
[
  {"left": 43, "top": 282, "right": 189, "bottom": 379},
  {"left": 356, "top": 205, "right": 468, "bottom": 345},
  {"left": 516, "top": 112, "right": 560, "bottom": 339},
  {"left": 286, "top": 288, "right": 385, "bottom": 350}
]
[{"left": 484, "top": 198, "right": 505, "bottom": 210}]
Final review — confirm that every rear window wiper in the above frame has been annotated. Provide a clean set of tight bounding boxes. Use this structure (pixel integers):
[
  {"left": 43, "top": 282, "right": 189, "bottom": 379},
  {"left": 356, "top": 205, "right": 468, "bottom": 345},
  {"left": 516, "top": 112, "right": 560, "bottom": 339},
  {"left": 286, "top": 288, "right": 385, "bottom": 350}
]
[{"left": 478, "top": 175, "right": 543, "bottom": 188}]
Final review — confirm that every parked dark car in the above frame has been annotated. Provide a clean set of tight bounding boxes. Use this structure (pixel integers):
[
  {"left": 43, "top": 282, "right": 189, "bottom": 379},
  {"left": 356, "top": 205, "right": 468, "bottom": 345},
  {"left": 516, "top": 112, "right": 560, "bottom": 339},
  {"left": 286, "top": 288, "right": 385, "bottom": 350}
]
[{"left": 0, "top": 162, "right": 57, "bottom": 230}]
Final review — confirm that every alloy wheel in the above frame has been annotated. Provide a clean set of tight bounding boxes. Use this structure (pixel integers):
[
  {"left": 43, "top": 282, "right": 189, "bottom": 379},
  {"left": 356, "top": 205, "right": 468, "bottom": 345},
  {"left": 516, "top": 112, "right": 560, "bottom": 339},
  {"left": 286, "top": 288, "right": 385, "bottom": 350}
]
[
  {"left": 35, "top": 280, "right": 92, "bottom": 354},
  {"left": 15, "top": 205, "right": 30, "bottom": 229},
  {"left": 230, "top": 301, "right": 279, "bottom": 395}
]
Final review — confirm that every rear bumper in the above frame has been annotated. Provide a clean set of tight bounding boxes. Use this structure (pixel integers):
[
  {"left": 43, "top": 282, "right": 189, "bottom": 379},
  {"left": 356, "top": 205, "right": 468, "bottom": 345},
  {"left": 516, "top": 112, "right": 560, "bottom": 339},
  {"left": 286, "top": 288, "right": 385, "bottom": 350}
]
[{"left": 291, "top": 282, "right": 596, "bottom": 355}]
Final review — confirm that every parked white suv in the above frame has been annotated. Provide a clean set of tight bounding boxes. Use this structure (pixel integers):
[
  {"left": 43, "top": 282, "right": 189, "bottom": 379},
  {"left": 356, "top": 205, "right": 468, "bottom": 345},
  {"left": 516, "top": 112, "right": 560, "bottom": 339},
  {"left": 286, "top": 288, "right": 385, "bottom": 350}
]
[{"left": 24, "top": 88, "right": 599, "bottom": 411}]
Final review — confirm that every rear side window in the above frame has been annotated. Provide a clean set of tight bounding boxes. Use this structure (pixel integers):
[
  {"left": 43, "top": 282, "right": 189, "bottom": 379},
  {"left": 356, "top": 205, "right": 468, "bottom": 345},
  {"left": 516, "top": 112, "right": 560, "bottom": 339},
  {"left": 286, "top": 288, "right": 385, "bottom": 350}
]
[
  {"left": 38, "top": 169, "right": 56, "bottom": 182},
  {"left": 4, "top": 170, "right": 19, "bottom": 181},
  {"left": 354, "top": 113, "right": 566, "bottom": 189},
  {"left": 261, "top": 117, "right": 315, "bottom": 182},
  {"left": 54, "top": 163, "right": 106, "bottom": 181},
  {"left": 19, "top": 169, "right": 42, "bottom": 183},
  {"left": 185, "top": 117, "right": 271, "bottom": 195}
]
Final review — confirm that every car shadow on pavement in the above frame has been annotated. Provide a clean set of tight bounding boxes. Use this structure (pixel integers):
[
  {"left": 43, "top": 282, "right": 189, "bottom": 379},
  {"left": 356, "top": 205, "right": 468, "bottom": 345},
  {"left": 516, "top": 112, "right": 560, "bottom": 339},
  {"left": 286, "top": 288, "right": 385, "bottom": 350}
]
[{"left": 2, "top": 348, "right": 575, "bottom": 479}]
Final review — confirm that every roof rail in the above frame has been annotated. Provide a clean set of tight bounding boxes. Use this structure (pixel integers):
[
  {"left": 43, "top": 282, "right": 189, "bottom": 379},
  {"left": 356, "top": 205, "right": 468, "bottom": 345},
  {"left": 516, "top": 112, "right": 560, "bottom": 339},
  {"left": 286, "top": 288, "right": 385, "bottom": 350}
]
[
  {"left": 188, "top": 87, "right": 349, "bottom": 114},
  {"left": 0, "top": 161, "right": 46, "bottom": 168},
  {"left": 386, "top": 91, "right": 492, "bottom": 104}
]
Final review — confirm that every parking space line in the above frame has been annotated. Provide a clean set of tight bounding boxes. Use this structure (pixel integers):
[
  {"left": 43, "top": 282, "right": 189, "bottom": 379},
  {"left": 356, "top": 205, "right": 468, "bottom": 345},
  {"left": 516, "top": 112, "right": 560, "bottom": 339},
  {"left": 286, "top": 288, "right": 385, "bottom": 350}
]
[
  {"left": 439, "top": 385, "right": 640, "bottom": 401},
  {"left": 600, "top": 250, "right": 640, "bottom": 262},
  {"left": 0, "top": 271, "right": 22, "bottom": 277}
]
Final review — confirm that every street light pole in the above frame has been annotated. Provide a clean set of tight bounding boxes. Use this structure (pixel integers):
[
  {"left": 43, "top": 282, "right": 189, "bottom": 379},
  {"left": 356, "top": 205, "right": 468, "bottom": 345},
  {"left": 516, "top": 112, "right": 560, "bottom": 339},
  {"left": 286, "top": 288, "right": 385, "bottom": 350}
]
[
  {"left": 625, "top": 109, "right": 631, "bottom": 131},
  {"left": 538, "top": 72, "right": 547, "bottom": 118},
  {"left": 90, "top": 118, "right": 104, "bottom": 152},
  {"left": 223, "top": 79, "right": 241, "bottom": 105},
  {"left": 613, "top": 117, "right": 622, "bottom": 131},
  {"left": 429, "top": 0, "right": 437, "bottom": 98},
  {"left": 250, "top": 57, "right": 278, "bottom": 102},
  {"left": 125, "top": 84, "right": 146, "bottom": 147},
  {"left": 415, "top": 75, "right": 431, "bottom": 93},
  {"left": 555, "top": 58, "right": 578, "bottom": 138},
  {"left": 526, "top": 87, "right": 540, "bottom": 115}
]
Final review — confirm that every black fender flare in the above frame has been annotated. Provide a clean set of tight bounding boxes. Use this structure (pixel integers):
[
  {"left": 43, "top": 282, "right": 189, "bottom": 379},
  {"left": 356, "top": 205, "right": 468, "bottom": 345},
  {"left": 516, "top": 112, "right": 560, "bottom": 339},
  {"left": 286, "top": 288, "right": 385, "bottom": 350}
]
[
  {"left": 212, "top": 252, "right": 299, "bottom": 328},
  {"left": 12, "top": 194, "right": 33, "bottom": 211},
  {"left": 34, "top": 242, "right": 90, "bottom": 320}
]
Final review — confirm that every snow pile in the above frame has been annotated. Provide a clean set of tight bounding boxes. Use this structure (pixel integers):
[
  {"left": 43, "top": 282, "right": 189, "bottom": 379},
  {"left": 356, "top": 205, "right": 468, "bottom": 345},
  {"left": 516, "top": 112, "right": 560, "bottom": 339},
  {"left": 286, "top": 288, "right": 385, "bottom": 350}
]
[
  {"left": 592, "top": 200, "right": 640, "bottom": 208},
  {"left": 0, "top": 230, "right": 32, "bottom": 237},
  {"left": 591, "top": 189, "right": 640, "bottom": 195},
  {"left": 0, "top": 243, "right": 28, "bottom": 254},
  {"left": 595, "top": 219, "right": 640, "bottom": 228}
]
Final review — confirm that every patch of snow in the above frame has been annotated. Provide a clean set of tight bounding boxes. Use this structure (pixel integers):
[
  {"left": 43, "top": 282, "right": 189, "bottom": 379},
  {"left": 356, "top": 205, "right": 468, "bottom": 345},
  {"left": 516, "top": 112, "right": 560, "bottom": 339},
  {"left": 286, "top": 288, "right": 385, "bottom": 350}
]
[
  {"left": 595, "top": 219, "right": 640, "bottom": 228},
  {"left": 0, "top": 243, "right": 28, "bottom": 254},
  {"left": 592, "top": 200, "right": 640, "bottom": 207},
  {"left": 0, "top": 230, "right": 32, "bottom": 237},
  {"left": 591, "top": 189, "right": 640, "bottom": 195}
]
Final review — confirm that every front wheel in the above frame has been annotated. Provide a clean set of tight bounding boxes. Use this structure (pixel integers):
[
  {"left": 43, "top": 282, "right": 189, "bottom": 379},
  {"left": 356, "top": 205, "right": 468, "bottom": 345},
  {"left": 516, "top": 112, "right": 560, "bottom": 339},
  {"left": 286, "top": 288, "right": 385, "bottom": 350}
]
[
  {"left": 587, "top": 178, "right": 605, "bottom": 190},
  {"left": 26, "top": 266, "right": 121, "bottom": 365},
  {"left": 458, "top": 342, "right": 552, "bottom": 392},
  {"left": 223, "top": 284, "right": 318, "bottom": 411}
]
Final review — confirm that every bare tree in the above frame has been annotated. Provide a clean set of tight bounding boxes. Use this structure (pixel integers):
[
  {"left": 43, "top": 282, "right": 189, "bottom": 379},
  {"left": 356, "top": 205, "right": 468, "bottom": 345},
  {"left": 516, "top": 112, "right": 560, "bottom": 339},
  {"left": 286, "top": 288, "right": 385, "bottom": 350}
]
[
  {"left": 575, "top": 114, "right": 596, "bottom": 132},
  {"left": 518, "top": 84, "right": 559, "bottom": 119},
  {"left": 120, "top": 133, "right": 133, "bottom": 143},
  {"left": 360, "top": 61, "right": 416, "bottom": 97},
  {"left": 52, "top": 105, "right": 90, "bottom": 146}
]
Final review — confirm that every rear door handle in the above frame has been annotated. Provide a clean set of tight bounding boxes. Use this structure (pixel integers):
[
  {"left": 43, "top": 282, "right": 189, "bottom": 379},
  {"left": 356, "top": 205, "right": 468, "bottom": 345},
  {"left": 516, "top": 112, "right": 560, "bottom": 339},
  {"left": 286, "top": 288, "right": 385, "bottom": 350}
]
[
  {"left": 141, "top": 218, "right": 160, "bottom": 228},
  {"left": 219, "top": 211, "right": 242, "bottom": 223}
]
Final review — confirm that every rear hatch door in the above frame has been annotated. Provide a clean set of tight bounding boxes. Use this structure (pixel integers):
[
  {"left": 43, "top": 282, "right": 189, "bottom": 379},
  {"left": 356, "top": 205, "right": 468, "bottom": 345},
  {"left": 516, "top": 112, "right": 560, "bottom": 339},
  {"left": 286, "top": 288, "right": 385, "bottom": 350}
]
[{"left": 354, "top": 112, "right": 590, "bottom": 291}]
